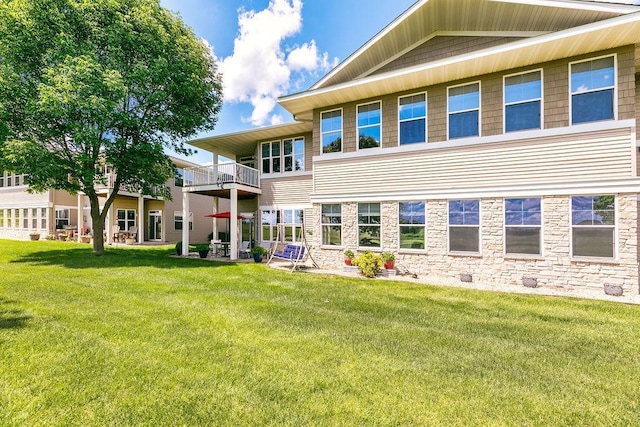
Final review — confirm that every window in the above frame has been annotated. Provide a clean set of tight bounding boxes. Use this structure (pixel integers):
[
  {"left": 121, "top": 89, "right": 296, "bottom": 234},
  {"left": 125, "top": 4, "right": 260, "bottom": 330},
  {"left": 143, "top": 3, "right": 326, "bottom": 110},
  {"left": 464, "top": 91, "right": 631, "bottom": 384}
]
[
  {"left": 283, "top": 137, "right": 304, "bottom": 172},
  {"left": 261, "top": 209, "right": 279, "bottom": 242},
  {"left": 571, "top": 195, "right": 615, "bottom": 258},
  {"left": 22, "top": 209, "right": 28, "bottom": 229},
  {"left": 505, "top": 70, "right": 542, "bottom": 132},
  {"left": 6, "top": 209, "right": 12, "bottom": 228},
  {"left": 399, "top": 201, "right": 425, "bottom": 250},
  {"left": 31, "top": 208, "right": 38, "bottom": 229},
  {"left": 41, "top": 208, "right": 47, "bottom": 230},
  {"left": 398, "top": 93, "right": 426, "bottom": 145},
  {"left": 282, "top": 209, "right": 304, "bottom": 242},
  {"left": 505, "top": 198, "right": 541, "bottom": 255},
  {"left": 448, "top": 82, "right": 480, "bottom": 139},
  {"left": 0, "top": 209, "right": 4, "bottom": 228},
  {"left": 448, "top": 200, "right": 480, "bottom": 252},
  {"left": 175, "top": 168, "right": 184, "bottom": 187},
  {"left": 174, "top": 211, "right": 193, "bottom": 231},
  {"left": 0, "top": 173, "right": 4, "bottom": 187},
  {"left": 358, "top": 203, "right": 381, "bottom": 248},
  {"left": 321, "top": 204, "right": 342, "bottom": 246},
  {"left": 261, "top": 141, "right": 280, "bottom": 174},
  {"left": 7, "top": 175, "right": 11, "bottom": 187},
  {"left": 357, "top": 102, "right": 381, "bottom": 149},
  {"left": 14, "top": 174, "right": 20, "bottom": 186},
  {"left": 321, "top": 110, "right": 342, "bottom": 154},
  {"left": 55, "top": 209, "right": 69, "bottom": 229},
  {"left": 571, "top": 56, "right": 615, "bottom": 124},
  {"left": 117, "top": 209, "right": 136, "bottom": 232}
]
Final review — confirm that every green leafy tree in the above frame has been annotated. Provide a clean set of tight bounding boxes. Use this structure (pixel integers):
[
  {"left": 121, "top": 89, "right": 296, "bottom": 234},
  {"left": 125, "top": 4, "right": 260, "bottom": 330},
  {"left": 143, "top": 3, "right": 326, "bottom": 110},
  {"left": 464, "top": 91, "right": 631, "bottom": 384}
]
[{"left": 0, "top": 0, "right": 222, "bottom": 253}]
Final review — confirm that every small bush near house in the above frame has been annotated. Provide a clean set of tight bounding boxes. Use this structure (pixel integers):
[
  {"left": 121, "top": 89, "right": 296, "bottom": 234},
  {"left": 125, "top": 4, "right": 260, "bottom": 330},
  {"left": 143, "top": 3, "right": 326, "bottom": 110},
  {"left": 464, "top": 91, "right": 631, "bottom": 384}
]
[{"left": 352, "top": 250, "right": 383, "bottom": 278}]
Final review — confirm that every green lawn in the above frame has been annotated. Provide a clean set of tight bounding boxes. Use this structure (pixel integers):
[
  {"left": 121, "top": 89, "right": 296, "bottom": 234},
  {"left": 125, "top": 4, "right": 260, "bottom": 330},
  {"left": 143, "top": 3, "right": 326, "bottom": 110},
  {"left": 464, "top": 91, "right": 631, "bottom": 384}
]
[{"left": 1, "top": 240, "right": 639, "bottom": 426}]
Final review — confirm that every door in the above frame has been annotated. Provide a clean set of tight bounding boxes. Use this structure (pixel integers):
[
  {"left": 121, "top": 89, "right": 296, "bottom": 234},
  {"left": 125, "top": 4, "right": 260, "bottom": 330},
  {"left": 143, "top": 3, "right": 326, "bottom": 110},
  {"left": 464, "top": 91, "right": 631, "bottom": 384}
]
[{"left": 148, "top": 210, "right": 162, "bottom": 241}]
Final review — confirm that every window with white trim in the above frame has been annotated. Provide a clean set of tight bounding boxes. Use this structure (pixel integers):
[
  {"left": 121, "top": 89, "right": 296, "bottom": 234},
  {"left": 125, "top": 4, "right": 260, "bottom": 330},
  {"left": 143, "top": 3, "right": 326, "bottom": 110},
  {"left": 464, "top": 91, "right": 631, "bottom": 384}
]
[
  {"left": 283, "top": 137, "right": 304, "bottom": 172},
  {"left": 174, "top": 211, "right": 193, "bottom": 231},
  {"left": 31, "top": 208, "right": 38, "bottom": 229},
  {"left": 571, "top": 56, "right": 615, "bottom": 124},
  {"left": 571, "top": 195, "right": 615, "bottom": 258},
  {"left": 261, "top": 137, "right": 305, "bottom": 174},
  {"left": 399, "top": 201, "right": 425, "bottom": 250},
  {"left": 448, "top": 82, "right": 480, "bottom": 139},
  {"left": 358, "top": 203, "right": 381, "bottom": 248},
  {"left": 398, "top": 93, "right": 426, "bottom": 145},
  {"left": 282, "top": 209, "right": 304, "bottom": 242},
  {"left": 117, "top": 209, "right": 136, "bottom": 233},
  {"left": 321, "top": 110, "right": 342, "bottom": 154},
  {"left": 14, "top": 174, "right": 20, "bottom": 186},
  {"left": 358, "top": 102, "right": 381, "bottom": 149},
  {"left": 505, "top": 198, "right": 541, "bottom": 255},
  {"left": 0, "top": 209, "right": 4, "bottom": 228},
  {"left": 321, "top": 204, "right": 342, "bottom": 246},
  {"left": 22, "top": 208, "right": 28, "bottom": 229},
  {"left": 0, "top": 172, "right": 4, "bottom": 187},
  {"left": 55, "top": 209, "right": 69, "bottom": 229},
  {"left": 504, "top": 70, "right": 542, "bottom": 132},
  {"left": 448, "top": 200, "right": 480, "bottom": 252},
  {"left": 41, "top": 208, "right": 47, "bottom": 230},
  {"left": 261, "top": 140, "right": 281, "bottom": 174},
  {"left": 261, "top": 209, "right": 279, "bottom": 242}
]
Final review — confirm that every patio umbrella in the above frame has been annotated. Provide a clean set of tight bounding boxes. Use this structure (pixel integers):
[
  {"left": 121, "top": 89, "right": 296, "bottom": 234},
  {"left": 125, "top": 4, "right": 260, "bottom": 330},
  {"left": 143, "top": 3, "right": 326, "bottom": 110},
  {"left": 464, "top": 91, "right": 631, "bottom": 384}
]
[{"left": 204, "top": 211, "right": 245, "bottom": 241}]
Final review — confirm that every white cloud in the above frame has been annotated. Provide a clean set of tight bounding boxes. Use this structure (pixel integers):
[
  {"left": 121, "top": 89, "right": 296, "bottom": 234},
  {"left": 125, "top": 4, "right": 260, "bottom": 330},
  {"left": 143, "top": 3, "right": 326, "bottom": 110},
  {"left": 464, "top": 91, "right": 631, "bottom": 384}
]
[{"left": 219, "top": 0, "right": 337, "bottom": 126}]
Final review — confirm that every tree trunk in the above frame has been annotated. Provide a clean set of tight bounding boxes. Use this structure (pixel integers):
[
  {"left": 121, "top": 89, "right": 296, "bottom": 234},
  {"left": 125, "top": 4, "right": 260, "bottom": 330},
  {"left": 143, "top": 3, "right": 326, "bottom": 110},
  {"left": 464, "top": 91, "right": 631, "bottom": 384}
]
[{"left": 89, "top": 194, "right": 105, "bottom": 254}]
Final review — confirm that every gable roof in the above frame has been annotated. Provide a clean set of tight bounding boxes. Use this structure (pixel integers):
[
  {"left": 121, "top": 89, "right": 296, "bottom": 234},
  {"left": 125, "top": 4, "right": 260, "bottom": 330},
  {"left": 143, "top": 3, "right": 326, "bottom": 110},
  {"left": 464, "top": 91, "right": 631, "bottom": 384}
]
[{"left": 279, "top": 0, "right": 640, "bottom": 120}]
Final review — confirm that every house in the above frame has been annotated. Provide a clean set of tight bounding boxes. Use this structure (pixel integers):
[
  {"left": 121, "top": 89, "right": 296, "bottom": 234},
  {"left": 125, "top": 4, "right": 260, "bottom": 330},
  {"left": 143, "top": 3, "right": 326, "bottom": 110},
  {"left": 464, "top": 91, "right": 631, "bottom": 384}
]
[
  {"left": 181, "top": 0, "right": 640, "bottom": 299},
  {"left": 0, "top": 157, "right": 226, "bottom": 244}
]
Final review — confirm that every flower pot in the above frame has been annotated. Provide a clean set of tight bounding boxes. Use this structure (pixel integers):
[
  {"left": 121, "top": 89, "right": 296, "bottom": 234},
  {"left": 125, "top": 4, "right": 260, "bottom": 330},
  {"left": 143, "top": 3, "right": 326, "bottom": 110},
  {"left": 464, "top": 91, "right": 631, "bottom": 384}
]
[
  {"left": 384, "top": 261, "right": 395, "bottom": 270},
  {"left": 344, "top": 258, "right": 352, "bottom": 266},
  {"left": 29, "top": 233, "right": 40, "bottom": 241},
  {"left": 198, "top": 249, "right": 210, "bottom": 258},
  {"left": 125, "top": 238, "right": 136, "bottom": 245},
  {"left": 253, "top": 253, "right": 263, "bottom": 263}
]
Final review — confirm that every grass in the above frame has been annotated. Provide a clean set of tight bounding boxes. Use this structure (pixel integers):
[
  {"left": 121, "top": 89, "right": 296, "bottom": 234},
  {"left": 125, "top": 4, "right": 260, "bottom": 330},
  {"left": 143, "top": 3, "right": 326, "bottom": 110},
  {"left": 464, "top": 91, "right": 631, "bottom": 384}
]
[{"left": 1, "top": 239, "right": 639, "bottom": 426}]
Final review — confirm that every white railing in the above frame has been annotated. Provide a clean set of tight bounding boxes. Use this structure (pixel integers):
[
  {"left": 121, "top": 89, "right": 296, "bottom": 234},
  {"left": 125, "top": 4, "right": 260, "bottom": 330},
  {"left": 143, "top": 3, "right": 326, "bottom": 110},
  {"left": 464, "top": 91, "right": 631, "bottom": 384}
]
[{"left": 183, "top": 163, "right": 260, "bottom": 188}]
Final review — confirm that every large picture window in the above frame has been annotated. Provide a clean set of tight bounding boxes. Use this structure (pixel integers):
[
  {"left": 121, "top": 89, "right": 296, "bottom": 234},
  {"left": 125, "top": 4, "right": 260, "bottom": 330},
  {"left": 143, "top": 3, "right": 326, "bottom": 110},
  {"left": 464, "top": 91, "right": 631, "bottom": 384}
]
[
  {"left": 398, "top": 94, "right": 426, "bottom": 145},
  {"left": 399, "top": 201, "right": 425, "bottom": 250},
  {"left": 357, "top": 102, "right": 381, "bottom": 149},
  {"left": 571, "top": 195, "right": 615, "bottom": 258},
  {"left": 448, "top": 82, "right": 480, "bottom": 139},
  {"left": 448, "top": 200, "right": 480, "bottom": 252},
  {"left": 321, "top": 204, "right": 342, "bottom": 246},
  {"left": 571, "top": 56, "right": 615, "bottom": 124},
  {"left": 358, "top": 203, "right": 381, "bottom": 248},
  {"left": 262, "top": 138, "right": 305, "bottom": 174},
  {"left": 504, "top": 70, "right": 542, "bottom": 132},
  {"left": 505, "top": 198, "right": 541, "bottom": 255},
  {"left": 321, "top": 110, "right": 342, "bottom": 154},
  {"left": 117, "top": 209, "right": 136, "bottom": 233}
]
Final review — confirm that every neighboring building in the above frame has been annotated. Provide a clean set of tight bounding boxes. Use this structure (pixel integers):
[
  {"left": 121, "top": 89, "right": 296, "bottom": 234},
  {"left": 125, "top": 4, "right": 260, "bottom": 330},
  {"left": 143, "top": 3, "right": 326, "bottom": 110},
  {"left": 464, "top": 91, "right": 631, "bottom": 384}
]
[
  {"left": 0, "top": 157, "right": 224, "bottom": 244},
  {"left": 183, "top": 0, "right": 640, "bottom": 300}
]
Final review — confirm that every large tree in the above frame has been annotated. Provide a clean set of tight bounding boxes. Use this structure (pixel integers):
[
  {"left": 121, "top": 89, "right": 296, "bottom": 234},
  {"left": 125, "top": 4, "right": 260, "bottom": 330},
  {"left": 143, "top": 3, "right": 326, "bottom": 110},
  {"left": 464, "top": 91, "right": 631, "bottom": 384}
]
[{"left": 0, "top": 0, "right": 222, "bottom": 253}]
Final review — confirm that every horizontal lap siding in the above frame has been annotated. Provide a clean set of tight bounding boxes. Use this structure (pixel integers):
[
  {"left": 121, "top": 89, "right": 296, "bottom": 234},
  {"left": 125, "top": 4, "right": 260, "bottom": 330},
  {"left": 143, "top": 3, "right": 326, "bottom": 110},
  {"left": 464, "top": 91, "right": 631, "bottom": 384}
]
[
  {"left": 261, "top": 176, "right": 312, "bottom": 206},
  {"left": 314, "top": 128, "right": 634, "bottom": 195}
]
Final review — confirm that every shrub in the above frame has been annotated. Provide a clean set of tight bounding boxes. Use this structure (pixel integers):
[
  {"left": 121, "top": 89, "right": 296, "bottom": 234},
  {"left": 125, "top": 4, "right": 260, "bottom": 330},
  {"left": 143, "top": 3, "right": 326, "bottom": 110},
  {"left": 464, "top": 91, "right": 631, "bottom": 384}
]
[
  {"left": 251, "top": 246, "right": 268, "bottom": 256},
  {"left": 175, "top": 241, "right": 182, "bottom": 255},
  {"left": 352, "top": 250, "right": 383, "bottom": 278}
]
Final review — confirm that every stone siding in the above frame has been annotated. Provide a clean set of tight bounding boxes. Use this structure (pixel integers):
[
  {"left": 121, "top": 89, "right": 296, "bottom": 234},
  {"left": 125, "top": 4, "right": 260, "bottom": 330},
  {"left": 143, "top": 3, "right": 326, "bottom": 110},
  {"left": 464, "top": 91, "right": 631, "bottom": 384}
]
[{"left": 310, "top": 194, "right": 639, "bottom": 301}]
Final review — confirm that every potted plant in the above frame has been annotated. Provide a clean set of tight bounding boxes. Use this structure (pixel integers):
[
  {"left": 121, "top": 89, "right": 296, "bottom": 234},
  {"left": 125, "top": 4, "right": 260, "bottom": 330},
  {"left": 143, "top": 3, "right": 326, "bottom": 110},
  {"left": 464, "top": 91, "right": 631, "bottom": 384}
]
[
  {"left": 381, "top": 252, "right": 395, "bottom": 270},
  {"left": 251, "top": 246, "right": 268, "bottom": 263},
  {"left": 28, "top": 232, "right": 41, "bottom": 241},
  {"left": 344, "top": 249, "right": 354, "bottom": 266},
  {"left": 196, "top": 244, "right": 210, "bottom": 258}
]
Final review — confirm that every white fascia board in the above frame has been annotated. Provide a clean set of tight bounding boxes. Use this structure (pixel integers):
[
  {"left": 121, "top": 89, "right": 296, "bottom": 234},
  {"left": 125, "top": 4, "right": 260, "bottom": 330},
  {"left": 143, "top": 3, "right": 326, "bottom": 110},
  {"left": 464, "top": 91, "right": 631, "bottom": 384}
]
[{"left": 491, "top": 0, "right": 640, "bottom": 14}]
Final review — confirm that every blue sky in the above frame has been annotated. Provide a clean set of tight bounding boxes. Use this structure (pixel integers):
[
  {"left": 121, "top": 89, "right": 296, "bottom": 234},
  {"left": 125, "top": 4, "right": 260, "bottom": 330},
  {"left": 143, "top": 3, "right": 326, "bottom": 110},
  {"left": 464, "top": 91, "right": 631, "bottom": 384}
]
[{"left": 159, "top": 0, "right": 416, "bottom": 164}]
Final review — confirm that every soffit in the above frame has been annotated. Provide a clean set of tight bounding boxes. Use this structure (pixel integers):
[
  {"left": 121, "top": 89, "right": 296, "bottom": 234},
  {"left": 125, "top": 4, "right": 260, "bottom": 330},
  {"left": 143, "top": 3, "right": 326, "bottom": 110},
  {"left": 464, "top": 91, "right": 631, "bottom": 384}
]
[
  {"left": 313, "top": 0, "right": 636, "bottom": 89},
  {"left": 281, "top": 12, "right": 640, "bottom": 119},
  {"left": 187, "top": 122, "right": 313, "bottom": 158}
]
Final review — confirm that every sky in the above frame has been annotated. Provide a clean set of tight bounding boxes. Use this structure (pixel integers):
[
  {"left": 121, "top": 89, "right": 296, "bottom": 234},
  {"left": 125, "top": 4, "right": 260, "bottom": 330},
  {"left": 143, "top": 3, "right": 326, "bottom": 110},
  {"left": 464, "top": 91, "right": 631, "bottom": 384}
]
[{"left": 159, "top": 0, "right": 417, "bottom": 164}]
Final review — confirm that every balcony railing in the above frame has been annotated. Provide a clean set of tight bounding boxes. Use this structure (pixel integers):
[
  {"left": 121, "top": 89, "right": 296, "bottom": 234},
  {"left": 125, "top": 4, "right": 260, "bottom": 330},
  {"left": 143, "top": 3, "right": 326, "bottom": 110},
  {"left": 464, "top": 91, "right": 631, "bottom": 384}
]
[{"left": 183, "top": 163, "right": 260, "bottom": 189}]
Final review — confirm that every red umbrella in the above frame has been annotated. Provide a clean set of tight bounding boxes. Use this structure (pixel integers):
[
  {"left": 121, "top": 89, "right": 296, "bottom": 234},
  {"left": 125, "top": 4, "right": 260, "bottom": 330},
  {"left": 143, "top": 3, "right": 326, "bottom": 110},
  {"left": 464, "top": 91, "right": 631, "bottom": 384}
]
[{"left": 204, "top": 211, "right": 244, "bottom": 219}]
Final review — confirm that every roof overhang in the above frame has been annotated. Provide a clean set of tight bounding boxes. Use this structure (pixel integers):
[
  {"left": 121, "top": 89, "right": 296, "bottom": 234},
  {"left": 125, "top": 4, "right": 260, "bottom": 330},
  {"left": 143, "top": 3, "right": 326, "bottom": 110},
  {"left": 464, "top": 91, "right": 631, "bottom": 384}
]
[
  {"left": 187, "top": 121, "right": 313, "bottom": 158},
  {"left": 281, "top": 11, "right": 640, "bottom": 119}
]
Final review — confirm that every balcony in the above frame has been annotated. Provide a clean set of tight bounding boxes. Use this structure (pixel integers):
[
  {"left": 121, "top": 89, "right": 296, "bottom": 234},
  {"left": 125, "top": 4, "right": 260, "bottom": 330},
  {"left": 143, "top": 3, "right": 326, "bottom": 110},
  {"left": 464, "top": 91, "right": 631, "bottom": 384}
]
[{"left": 184, "top": 163, "right": 260, "bottom": 189}]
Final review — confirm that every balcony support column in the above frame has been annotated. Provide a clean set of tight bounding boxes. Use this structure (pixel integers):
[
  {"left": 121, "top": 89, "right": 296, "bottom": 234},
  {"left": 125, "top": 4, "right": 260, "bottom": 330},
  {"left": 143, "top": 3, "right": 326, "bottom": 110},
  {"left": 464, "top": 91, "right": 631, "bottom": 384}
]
[
  {"left": 77, "top": 194, "right": 83, "bottom": 242},
  {"left": 138, "top": 195, "right": 144, "bottom": 244},
  {"left": 230, "top": 187, "right": 238, "bottom": 261},
  {"left": 182, "top": 191, "right": 190, "bottom": 256}
]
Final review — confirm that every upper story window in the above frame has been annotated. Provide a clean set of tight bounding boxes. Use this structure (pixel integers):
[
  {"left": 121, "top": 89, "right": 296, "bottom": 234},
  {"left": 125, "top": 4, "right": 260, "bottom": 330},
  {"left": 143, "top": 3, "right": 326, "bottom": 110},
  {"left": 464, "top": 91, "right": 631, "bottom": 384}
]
[
  {"left": 357, "top": 102, "right": 381, "bottom": 149},
  {"left": 261, "top": 140, "right": 281, "bottom": 174},
  {"left": 448, "top": 82, "right": 480, "bottom": 139},
  {"left": 321, "top": 109, "right": 342, "bottom": 154},
  {"left": 504, "top": 70, "right": 542, "bottom": 133},
  {"left": 398, "top": 93, "right": 426, "bottom": 145},
  {"left": 0, "top": 172, "right": 4, "bottom": 187},
  {"left": 570, "top": 56, "right": 615, "bottom": 125},
  {"left": 261, "top": 137, "right": 305, "bottom": 175},
  {"left": 14, "top": 174, "right": 20, "bottom": 186},
  {"left": 283, "top": 137, "right": 304, "bottom": 172},
  {"left": 174, "top": 168, "right": 184, "bottom": 187}
]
